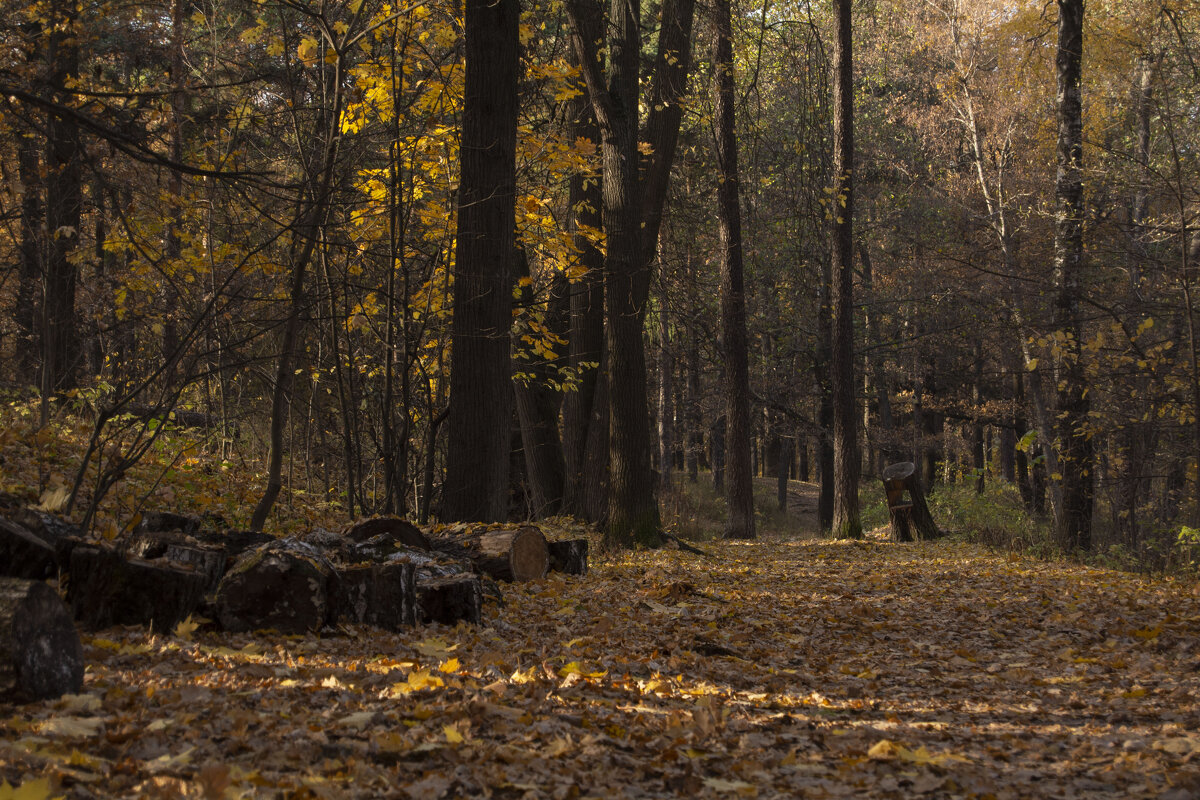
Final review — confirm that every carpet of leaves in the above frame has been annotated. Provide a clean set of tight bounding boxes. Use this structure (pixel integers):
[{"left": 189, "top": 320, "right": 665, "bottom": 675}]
[{"left": 4, "top": 538, "right": 1200, "bottom": 799}]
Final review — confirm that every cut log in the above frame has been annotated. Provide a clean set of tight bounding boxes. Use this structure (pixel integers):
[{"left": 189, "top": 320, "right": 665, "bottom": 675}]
[
  {"left": 416, "top": 574, "right": 482, "bottom": 625},
  {"left": 68, "top": 545, "right": 207, "bottom": 631},
  {"left": 547, "top": 539, "right": 588, "bottom": 576},
  {"left": 342, "top": 517, "right": 430, "bottom": 550},
  {"left": 134, "top": 511, "right": 202, "bottom": 536},
  {"left": 213, "top": 539, "right": 334, "bottom": 634},
  {"left": 162, "top": 543, "right": 226, "bottom": 591},
  {"left": 0, "top": 515, "right": 58, "bottom": 580},
  {"left": 344, "top": 535, "right": 435, "bottom": 565},
  {"left": 429, "top": 526, "right": 549, "bottom": 582},
  {"left": 0, "top": 577, "right": 84, "bottom": 701},
  {"left": 331, "top": 562, "right": 416, "bottom": 630},
  {"left": 881, "top": 462, "right": 941, "bottom": 541}
]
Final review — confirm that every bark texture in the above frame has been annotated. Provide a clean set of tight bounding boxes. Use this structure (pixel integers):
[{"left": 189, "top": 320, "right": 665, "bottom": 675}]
[
  {"left": 0, "top": 577, "right": 83, "bottom": 701},
  {"left": 442, "top": 0, "right": 520, "bottom": 523},
  {"left": 830, "top": 0, "right": 861, "bottom": 539},
  {"left": 713, "top": 0, "right": 755, "bottom": 540},
  {"left": 1052, "top": 0, "right": 1093, "bottom": 551}
]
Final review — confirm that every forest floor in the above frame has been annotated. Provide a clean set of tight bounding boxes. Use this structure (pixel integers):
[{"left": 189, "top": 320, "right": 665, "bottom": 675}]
[{"left": 5, "top": 529, "right": 1200, "bottom": 798}]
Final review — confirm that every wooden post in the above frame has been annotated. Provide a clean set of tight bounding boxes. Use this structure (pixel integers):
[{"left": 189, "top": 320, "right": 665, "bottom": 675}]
[{"left": 881, "top": 462, "right": 941, "bottom": 541}]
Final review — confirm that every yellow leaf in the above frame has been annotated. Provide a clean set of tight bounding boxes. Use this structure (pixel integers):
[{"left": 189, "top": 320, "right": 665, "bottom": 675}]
[
  {"left": 439, "top": 658, "right": 460, "bottom": 674},
  {"left": 173, "top": 615, "right": 200, "bottom": 642},
  {"left": 868, "top": 739, "right": 898, "bottom": 759},
  {"left": 415, "top": 637, "right": 456, "bottom": 657},
  {"left": 339, "top": 711, "right": 376, "bottom": 730},
  {"left": 443, "top": 724, "right": 464, "bottom": 744},
  {"left": 38, "top": 717, "right": 105, "bottom": 738},
  {"left": 297, "top": 37, "right": 319, "bottom": 66},
  {"left": 0, "top": 777, "right": 59, "bottom": 800},
  {"left": 702, "top": 777, "right": 757, "bottom": 796}
]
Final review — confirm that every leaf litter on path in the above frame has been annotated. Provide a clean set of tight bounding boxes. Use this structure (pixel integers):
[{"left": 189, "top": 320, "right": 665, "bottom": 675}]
[{"left": 3, "top": 539, "right": 1200, "bottom": 798}]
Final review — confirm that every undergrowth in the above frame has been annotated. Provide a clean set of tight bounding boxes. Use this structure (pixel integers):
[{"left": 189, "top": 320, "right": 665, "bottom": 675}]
[{"left": 0, "top": 394, "right": 343, "bottom": 539}]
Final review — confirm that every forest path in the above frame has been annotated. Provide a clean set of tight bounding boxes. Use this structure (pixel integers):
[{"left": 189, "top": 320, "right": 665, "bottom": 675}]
[{"left": 7, "top": 540, "right": 1200, "bottom": 798}]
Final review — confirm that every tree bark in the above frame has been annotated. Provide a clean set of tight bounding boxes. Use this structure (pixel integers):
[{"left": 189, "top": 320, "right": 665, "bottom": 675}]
[
  {"left": 43, "top": 0, "right": 82, "bottom": 395},
  {"left": 1052, "top": 0, "right": 1093, "bottom": 551},
  {"left": 713, "top": 0, "right": 755, "bottom": 540},
  {"left": 513, "top": 257, "right": 568, "bottom": 518},
  {"left": 830, "top": 0, "right": 861, "bottom": 539},
  {"left": 442, "top": 0, "right": 520, "bottom": 523},
  {"left": 561, "top": 28, "right": 606, "bottom": 520},
  {"left": 0, "top": 578, "right": 83, "bottom": 701},
  {"left": 657, "top": 295, "right": 675, "bottom": 493}
]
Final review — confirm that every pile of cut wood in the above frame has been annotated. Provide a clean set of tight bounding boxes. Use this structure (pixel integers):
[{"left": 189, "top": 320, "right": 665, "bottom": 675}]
[{"left": 0, "top": 505, "right": 587, "bottom": 702}]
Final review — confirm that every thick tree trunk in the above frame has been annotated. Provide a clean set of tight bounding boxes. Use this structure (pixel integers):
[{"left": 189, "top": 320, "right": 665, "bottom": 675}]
[
  {"left": 1052, "top": 0, "right": 1093, "bottom": 551},
  {"left": 0, "top": 578, "right": 83, "bottom": 701},
  {"left": 442, "top": 0, "right": 520, "bottom": 523},
  {"left": 713, "top": 0, "right": 755, "bottom": 540}
]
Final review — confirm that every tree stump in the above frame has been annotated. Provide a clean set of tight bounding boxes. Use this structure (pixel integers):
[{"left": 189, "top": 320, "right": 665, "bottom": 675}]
[
  {"left": 416, "top": 574, "right": 483, "bottom": 625},
  {"left": 213, "top": 539, "right": 334, "bottom": 634},
  {"left": 341, "top": 517, "right": 430, "bottom": 550},
  {"left": 69, "top": 545, "right": 208, "bottom": 631},
  {"left": 331, "top": 562, "right": 416, "bottom": 630},
  {"left": 881, "top": 462, "right": 941, "bottom": 541},
  {"left": 0, "top": 577, "right": 84, "bottom": 701},
  {"left": 547, "top": 539, "right": 589, "bottom": 576},
  {"left": 429, "top": 526, "right": 548, "bottom": 582},
  {"left": 0, "top": 515, "right": 58, "bottom": 580}
]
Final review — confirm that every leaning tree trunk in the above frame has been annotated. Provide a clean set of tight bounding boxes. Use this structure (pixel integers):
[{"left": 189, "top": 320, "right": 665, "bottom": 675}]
[
  {"left": 442, "top": 0, "right": 521, "bottom": 523},
  {"left": 713, "top": 0, "right": 755, "bottom": 540},
  {"left": 1052, "top": 0, "right": 1093, "bottom": 551}
]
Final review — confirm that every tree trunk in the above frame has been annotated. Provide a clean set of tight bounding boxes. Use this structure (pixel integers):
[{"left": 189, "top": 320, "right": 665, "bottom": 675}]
[
  {"left": 713, "top": 0, "right": 755, "bottom": 540},
  {"left": 561, "top": 30, "right": 606, "bottom": 520},
  {"left": 513, "top": 257, "right": 568, "bottom": 518},
  {"left": 1052, "top": 0, "right": 1093, "bottom": 551},
  {"left": 43, "top": 0, "right": 82, "bottom": 395},
  {"left": 829, "top": 0, "right": 860, "bottom": 539},
  {"left": 657, "top": 296, "right": 675, "bottom": 493},
  {"left": 15, "top": 120, "right": 41, "bottom": 384},
  {"left": 442, "top": 0, "right": 520, "bottom": 523}
]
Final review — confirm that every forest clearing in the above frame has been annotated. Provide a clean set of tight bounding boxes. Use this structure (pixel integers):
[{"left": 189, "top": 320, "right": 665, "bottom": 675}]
[{"left": 3, "top": 525, "right": 1200, "bottom": 799}]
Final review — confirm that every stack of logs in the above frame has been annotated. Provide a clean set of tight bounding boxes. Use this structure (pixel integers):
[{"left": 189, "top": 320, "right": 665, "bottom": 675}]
[{"left": 0, "top": 505, "right": 588, "bottom": 702}]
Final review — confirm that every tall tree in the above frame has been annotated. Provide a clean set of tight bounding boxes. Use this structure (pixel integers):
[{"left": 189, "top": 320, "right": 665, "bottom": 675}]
[
  {"left": 1052, "top": 0, "right": 1092, "bottom": 550},
  {"left": 442, "top": 0, "right": 521, "bottom": 522},
  {"left": 830, "top": 0, "right": 861, "bottom": 538},
  {"left": 42, "top": 0, "right": 82, "bottom": 397},
  {"left": 566, "top": 0, "right": 695, "bottom": 546},
  {"left": 713, "top": 0, "right": 755, "bottom": 539}
]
